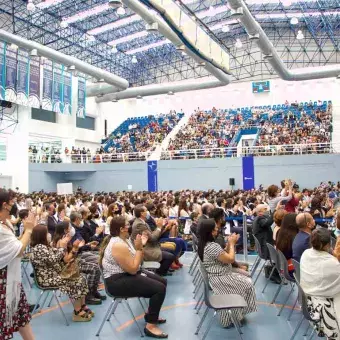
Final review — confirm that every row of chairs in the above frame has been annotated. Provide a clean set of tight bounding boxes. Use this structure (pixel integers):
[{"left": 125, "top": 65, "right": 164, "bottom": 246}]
[{"left": 189, "top": 233, "right": 321, "bottom": 340}]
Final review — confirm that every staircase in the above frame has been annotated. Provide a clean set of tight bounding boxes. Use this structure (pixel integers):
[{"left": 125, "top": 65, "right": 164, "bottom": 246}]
[{"left": 148, "top": 111, "right": 192, "bottom": 160}]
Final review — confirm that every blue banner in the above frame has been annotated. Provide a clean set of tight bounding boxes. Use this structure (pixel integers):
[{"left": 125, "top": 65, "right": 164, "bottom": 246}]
[
  {"left": 52, "top": 63, "right": 64, "bottom": 113},
  {"left": 16, "top": 49, "right": 29, "bottom": 106},
  {"left": 147, "top": 161, "right": 158, "bottom": 192},
  {"left": 5, "top": 46, "right": 17, "bottom": 103},
  {"left": 42, "top": 60, "right": 53, "bottom": 110},
  {"left": 63, "top": 70, "right": 72, "bottom": 115},
  {"left": 242, "top": 156, "right": 255, "bottom": 190},
  {"left": 77, "top": 77, "right": 86, "bottom": 118},
  {"left": 0, "top": 42, "right": 5, "bottom": 100},
  {"left": 28, "top": 56, "right": 40, "bottom": 109}
]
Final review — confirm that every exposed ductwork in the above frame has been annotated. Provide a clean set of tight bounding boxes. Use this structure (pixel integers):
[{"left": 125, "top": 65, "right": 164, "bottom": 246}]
[
  {"left": 95, "top": 79, "right": 226, "bottom": 103},
  {"left": 92, "top": 0, "right": 231, "bottom": 101},
  {"left": 228, "top": 0, "right": 340, "bottom": 81},
  {"left": 0, "top": 29, "right": 129, "bottom": 89}
]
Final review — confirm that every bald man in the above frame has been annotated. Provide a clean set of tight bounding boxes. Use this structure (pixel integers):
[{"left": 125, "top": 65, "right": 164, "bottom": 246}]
[
  {"left": 292, "top": 213, "right": 315, "bottom": 262},
  {"left": 196, "top": 203, "right": 214, "bottom": 236}
]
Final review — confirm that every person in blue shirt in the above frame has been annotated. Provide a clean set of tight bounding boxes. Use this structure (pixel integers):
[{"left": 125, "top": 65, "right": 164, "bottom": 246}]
[{"left": 292, "top": 212, "right": 315, "bottom": 262}]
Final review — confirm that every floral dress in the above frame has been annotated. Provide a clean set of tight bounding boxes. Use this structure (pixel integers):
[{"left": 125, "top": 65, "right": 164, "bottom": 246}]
[
  {"left": 0, "top": 267, "right": 31, "bottom": 340},
  {"left": 31, "top": 244, "right": 88, "bottom": 300}
]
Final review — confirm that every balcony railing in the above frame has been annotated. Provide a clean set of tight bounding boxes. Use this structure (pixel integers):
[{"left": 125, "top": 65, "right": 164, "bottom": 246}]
[{"left": 27, "top": 143, "right": 335, "bottom": 164}]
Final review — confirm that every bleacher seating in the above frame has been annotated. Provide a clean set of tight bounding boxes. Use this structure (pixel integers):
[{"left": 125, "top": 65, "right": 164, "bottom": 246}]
[{"left": 103, "top": 111, "right": 184, "bottom": 153}]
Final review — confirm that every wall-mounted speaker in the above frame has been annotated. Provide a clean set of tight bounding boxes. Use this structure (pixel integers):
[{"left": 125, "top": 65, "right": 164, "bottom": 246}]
[{"left": 229, "top": 178, "right": 235, "bottom": 186}]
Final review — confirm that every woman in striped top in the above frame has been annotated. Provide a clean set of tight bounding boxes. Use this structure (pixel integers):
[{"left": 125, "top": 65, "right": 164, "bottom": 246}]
[{"left": 198, "top": 218, "right": 257, "bottom": 327}]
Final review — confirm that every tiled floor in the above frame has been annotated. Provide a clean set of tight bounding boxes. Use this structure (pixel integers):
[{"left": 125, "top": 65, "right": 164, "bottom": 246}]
[{"left": 15, "top": 253, "right": 315, "bottom": 340}]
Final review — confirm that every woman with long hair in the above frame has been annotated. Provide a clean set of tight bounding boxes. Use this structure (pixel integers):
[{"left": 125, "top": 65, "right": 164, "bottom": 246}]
[
  {"left": 273, "top": 209, "right": 287, "bottom": 243},
  {"left": 0, "top": 189, "right": 35, "bottom": 340},
  {"left": 198, "top": 218, "right": 257, "bottom": 327},
  {"left": 100, "top": 216, "right": 168, "bottom": 338},
  {"left": 31, "top": 224, "right": 92, "bottom": 322},
  {"left": 276, "top": 213, "right": 298, "bottom": 274},
  {"left": 267, "top": 180, "right": 293, "bottom": 213}
]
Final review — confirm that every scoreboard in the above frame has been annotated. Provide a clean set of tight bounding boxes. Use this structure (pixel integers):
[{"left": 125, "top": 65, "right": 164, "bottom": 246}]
[{"left": 252, "top": 81, "right": 270, "bottom": 93}]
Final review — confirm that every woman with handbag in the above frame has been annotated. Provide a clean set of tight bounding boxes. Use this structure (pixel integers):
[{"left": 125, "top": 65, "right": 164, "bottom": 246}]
[{"left": 31, "top": 224, "right": 93, "bottom": 322}]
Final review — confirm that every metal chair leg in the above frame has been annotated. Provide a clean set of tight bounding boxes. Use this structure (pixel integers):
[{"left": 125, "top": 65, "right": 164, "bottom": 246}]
[
  {"left": 278, "top": 285, "right": 295, "bottom": 316},
  {"left": 47, "top": 291, "right": 55, "bottom": 307},
  {"left": 250, "top": 256, "right": 260, "bottom": 277},
  {"left": 308, "top": 327, "right": 315, "bottom": 340},
  {"left": 54, "top": 292, "right": 69, "bottom": 326},
  {"left": 195, "top": 292, "right": 203, "bottom": 310},
  {"left": 194, "top": 279, "right": 203, "bottom": 298},
  {"left": 138, "top": 297, "right": 146, "bottom": 313},
  {"left": 41, "top": 291, "right": 50, "bottom": 309},
  {"left": 32, "top": 291, "right": 45, "bottom": 315},
  {"left": 253, "top": 261, "right": 265, "bottom": 285},
  {"left": 303, "top": 322, "right": 310, "bottom": 336},
  {"left": 193, "top": 269, "right": 200, "bottom": 286},
  {"left": 202, "top": 311, "right": 216, "bottom": 340},
  {"left": 22, "top": 265, "right": 33, "bottom": 288},
  {"left": 289, "top": 315, "right": 305, "bottom": 340},
  {"left": 271, "top": 279, "right": 284, "bottom": 304},
  {"left": 287, "top": 296, "right": 299, "bottom": 321},
  {"left": 96, "top": 300, "right": 115, "bottom": 336},
  {"left": 195, "top": 306, "right": 209, "bottom": 335},
  {"left": 108, "top": 299, "right": 121, "bottom": 321},
  {"left": 229, "top": 310, "right": 243, "bottom": 340},
  {"left": 262, "top": 267, "right": 275, "bottom": 293},
  {"left": 125, "top": 300, "right": 144, "bottom": 338},
  {"left": 189, "top": 254, "right": 198, "bottom": 274},
  {"left": 197, "top": 298, "right": 205, "bottom": 315}
]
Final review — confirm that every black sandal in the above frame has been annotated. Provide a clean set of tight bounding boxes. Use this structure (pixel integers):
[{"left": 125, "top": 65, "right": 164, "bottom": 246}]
[
  {"left": 144, "top": 327, "right": 168, "bottom": 338},
  {"left": 156, "top": 318, "right": 166, "bottom": 324}
]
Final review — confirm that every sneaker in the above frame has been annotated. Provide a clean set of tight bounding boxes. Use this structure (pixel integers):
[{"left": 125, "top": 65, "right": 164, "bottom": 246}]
[
  {"left": 85, "top": 295, "right": 102, "bottom": 305},
  {"left": 170, "top": 263, "right": 180, "bottom": 270}
]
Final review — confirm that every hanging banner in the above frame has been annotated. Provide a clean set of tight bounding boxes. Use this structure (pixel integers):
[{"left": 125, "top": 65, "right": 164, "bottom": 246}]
[
  {"left": 16, "top": 49, "right": 29, "bottom": 106},
  {"left": 77, "top": 77, "right": 86, "bottom": 118},
  {"left": 28, "top": 56, "right": 40, "bottom": 108},
  {"left": 5, "top": 46, "right": 17, "bottom": 103},
  {"left": 0, "top": 42, "right": 5, "bottom": 100},
  {"left": 52, "top": 63, "right": 64, "bottom": 114},
  {"left": 63, "top": 70, "right": 72, "bottom": 115},
  {"left": 42, "top": 60, "right": 53, "bottom": 110}
]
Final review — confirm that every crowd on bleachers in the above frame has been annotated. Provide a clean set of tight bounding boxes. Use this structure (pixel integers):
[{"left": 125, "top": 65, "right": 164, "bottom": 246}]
[{"left": 2, "top": 177, "right": 340, "bottom": 338}]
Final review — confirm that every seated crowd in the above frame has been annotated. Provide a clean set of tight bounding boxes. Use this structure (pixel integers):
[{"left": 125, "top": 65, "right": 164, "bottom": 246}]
[{"left": 2, "top": 178, "right": 340, "bottom": 339}]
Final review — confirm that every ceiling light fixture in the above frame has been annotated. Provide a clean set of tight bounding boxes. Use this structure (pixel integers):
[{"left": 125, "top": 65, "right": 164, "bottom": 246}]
[
  {"left": 136, "top": 95, "right": 143, "bottom": 99},
  {"left": 290, "top": 17, "right": 298, "bottom": 25},
  {"left": 222, "top": 25, "right": 230, "bottom": 33},
  {"left": 27, "top": 0, "right": 36, "bottom": 12},
  {"left": 30, "top": 49, "right": 38, "bottom": 57},
  {"left": 235, "top": 38, "right": 242, "bottom": 49},
  {"left": 88, "top": 34, "right": 96, "bottom": 42},
  {"left": 168, "top": 91, "right": 174, "bottom": 95},
  {"left": 296, "top": 30, "right": 304, "bottom": 40},
  {"left": 111, "top": 45, "right": 118, "bottom": 53},
  {"left": 131, "top": 55, "right": 138, "bottom": 63},
  {"left": 117, "top": 6, "right": 126, "bottom": 16},
  {"left": 108, "top": 0, "right": 123, "bottom": 8},
  {"left": 60, "top": 20, "right": 68, "bottom": 28},
  {"left": 206, "top": 6, "right": 215, "bottom": 17}
]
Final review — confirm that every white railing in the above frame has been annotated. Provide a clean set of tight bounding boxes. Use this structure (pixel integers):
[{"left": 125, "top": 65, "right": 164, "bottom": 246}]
[
  {"left": 28, "top": 151, "right": 151, "bottom": 163},
  {"left": 27, "top": 143, "right": 335, "bottom": 163},
  {"left": 161, "top": 143, "right": 335, "bottom": 160}
]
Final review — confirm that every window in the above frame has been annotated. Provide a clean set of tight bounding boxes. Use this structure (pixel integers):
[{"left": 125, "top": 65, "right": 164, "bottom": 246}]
[
  {"left": 0, "top": 142, "right": 6, "bottom": 161},
  {"left": 31, "top": 108, "right": 57, "bottom": 123},
  {"left": 76, "top": 116, "right": 95, "bottom": 130}
]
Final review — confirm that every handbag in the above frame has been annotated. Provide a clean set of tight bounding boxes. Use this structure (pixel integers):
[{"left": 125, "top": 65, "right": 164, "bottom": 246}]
[
  {"left": 60, "top": 258, "right": 80, "bottom": 280},
  {"left": 160, "top": 241, "right": 176, "bottom": 252}
]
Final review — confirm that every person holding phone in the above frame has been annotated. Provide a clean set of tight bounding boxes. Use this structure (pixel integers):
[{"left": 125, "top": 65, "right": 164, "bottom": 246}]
[{"left": 100, "top": 216, "right": 168, "bottom": 338}]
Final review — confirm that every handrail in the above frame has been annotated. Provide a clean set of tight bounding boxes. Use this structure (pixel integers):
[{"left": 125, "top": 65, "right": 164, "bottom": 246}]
[{"left": 27, "top": 142, "right": 335, "bottom": 163}]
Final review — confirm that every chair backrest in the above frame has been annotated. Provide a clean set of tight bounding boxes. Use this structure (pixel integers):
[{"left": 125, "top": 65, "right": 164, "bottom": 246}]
[
  {"left": 253, "top": 235, "right": 265, "bottom": 260},
  {"left": 331, "top": 237, "right": 336, "bottom": 250},
  {"left": 99, "top": 265, "right": 114, "bottom": 299},
  {"left": 293, "top": 273, "right": 315, "bottom": 322},
  {"left": 192, "top": 233, "right": 199, "bottom": 252},
  {"left": 291, "top": 259, "right": 300, "bottom": 282},
  {"left": 199, "top": 263, "right": 213, "bottom": 309},
  {"left": 277, "top": 249, "right": 294, "bottom": 282},
  {"left": 266, "top": 243, "right": 280, "bottom": 268}
]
